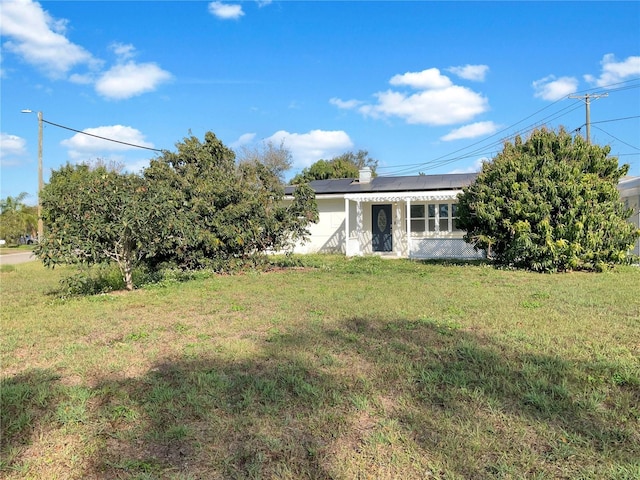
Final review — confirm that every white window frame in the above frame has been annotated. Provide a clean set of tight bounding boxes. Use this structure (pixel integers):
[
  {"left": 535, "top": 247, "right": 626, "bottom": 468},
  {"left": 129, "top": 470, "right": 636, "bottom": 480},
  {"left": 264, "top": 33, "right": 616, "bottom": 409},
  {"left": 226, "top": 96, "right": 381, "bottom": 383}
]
[{"left": 410, "top": 201, "right": 461, "bottom": 236}]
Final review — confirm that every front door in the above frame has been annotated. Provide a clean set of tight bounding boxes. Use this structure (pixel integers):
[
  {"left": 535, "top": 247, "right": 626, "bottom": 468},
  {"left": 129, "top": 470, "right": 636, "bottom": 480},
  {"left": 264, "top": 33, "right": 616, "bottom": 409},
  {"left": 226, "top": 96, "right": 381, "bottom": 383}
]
[{"left": 372, "top": 204, "right": 392, "bottom": 252}]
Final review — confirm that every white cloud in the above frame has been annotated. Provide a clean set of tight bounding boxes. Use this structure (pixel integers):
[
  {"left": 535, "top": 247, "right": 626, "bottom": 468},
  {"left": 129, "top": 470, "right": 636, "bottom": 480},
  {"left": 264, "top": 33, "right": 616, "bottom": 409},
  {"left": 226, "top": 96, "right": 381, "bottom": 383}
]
[
  {"left": 60, "top": 125, "right": 154, "bottom": 160},
  {"left": 447, "top": 64, "right": 489, "bottom": 82},
  {"left": 330, "top": 97, "right": 363, "bottom": 109},
  {"left": 0, "top": 133, "right": 28, "bottom": 166},
  {"left": 440, "top": 121, "right": 500, "bottom": 141},
  {"left": 266, "top": 130, "right": 353, "bottom": 168},
  {"left": 584, "top": 54, "right": 640, "bottom": 87},
  {"left": 361, "top": 85, "right": 488, "bottom": 125},
  {"left": 95, "top": 61, "right": 172, "bottom": 100},
  {"left": 110, "top": 42, "right": 136, "bottom": 61},
  {"left": 333, "top": 67, "right": 489, "bottom": 126},
  {"left": 448, "top": 157, "right": 487, "bottom": 174},
  {"left": 0, "top": 1, "right": 171, "bottom": 99},
  {"left": 124, "top": 157, "right": 153, "bottom": 174},
  {"left": 0, "top": 0, "right": 97, "bottom": 78},
  {"left": 390, "top": 68, "right": 452, "bottom": 89},
  {"left": 532, "top": 75, "right": 578, "bottom": 101},
  {"left": 230, "top": 132, "right": 256, "bottom": 148},
  {"left": 208, "top": 1, "right": 244, "bottom": 20}
]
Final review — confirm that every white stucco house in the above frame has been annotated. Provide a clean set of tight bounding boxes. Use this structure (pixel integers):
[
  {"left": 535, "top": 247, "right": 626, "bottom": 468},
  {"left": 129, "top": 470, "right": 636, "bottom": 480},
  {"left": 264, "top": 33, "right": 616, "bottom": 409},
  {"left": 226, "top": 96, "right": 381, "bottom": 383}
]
[
  {"left": 285, "top": 170, "right": 640, "bottom": 260},
  {"left": 618, "top": 176, "right": 640, "bottom": 257},
  {"left": 284, "top": 169, "right": 484, "bottom": 259}
]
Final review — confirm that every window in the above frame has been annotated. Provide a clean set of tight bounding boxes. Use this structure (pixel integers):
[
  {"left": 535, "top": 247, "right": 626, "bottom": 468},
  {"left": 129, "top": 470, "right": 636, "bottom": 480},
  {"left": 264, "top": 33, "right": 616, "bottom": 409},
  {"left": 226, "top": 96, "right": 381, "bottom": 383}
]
[
  {"left": 409, "top": 202, "right": 462, "bottom": 234},
  {"left": 410, "top": 204, "right": 425, "bottom": 232},
  {"left": 452, "top": 204, "right": 460, "bottom": 231},
  {"left": 428, "top": 204, "right": 436, "bottom": 232},
  {"left": 439, "top": 204, "right": 449, "bottom": 232}
]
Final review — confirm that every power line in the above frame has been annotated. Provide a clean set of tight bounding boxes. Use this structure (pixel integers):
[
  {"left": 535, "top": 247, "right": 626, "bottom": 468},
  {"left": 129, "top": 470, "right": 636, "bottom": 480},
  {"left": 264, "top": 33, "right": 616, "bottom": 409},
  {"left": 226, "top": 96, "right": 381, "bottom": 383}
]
[
  {"left": 42, "top": 119, "right": 166, "bottom": 153},
  {"left": 381, "top": 79, "right": 640, "bottom": 176},
  {"left": 383, "top": 101, "right": 585, "bottom": 176},
  {"left": 590, "top": 115, "right": 640, "bottom": 125},
  {"left": 592, "top": 125, "right": 640, "bottom": 151}
]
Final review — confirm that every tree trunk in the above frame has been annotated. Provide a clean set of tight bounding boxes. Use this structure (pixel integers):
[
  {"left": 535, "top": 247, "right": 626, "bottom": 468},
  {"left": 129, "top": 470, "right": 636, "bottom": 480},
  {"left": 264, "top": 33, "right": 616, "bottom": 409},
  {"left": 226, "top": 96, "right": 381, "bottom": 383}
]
[{"left": 121, "top": 241, "right": 134, "bottom": 291}]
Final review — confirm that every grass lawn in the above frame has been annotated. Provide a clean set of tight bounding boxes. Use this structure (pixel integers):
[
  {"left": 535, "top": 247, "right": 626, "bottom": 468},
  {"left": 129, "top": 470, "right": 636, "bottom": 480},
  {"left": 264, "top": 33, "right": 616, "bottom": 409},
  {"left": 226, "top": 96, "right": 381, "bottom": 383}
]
[{"left": 1, "top": 256, "right": 639, "bottom": 479}]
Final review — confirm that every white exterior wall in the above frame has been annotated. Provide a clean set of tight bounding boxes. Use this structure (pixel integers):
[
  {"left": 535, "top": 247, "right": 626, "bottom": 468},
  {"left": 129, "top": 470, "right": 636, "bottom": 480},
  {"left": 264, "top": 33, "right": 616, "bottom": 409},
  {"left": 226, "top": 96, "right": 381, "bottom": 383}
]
[
  {"left": 291, "top": 193, "right": 483, "bottom": 259},
  {"left": 292, "top": 197, "right": 346, "bottom": 254},
  {"left": 619, "top": 177, "right": 640, "bottom": 258},
  {"left": 622, "top": 193, "right": 640, "bottom": 257}
]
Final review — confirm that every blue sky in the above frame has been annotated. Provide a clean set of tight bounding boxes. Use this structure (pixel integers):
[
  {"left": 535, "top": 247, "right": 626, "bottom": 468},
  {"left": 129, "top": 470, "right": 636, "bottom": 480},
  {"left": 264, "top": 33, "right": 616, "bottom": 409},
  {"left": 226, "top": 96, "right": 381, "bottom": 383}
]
[{"left": 1, "top": 0, "right": 639, "bottom": 204}]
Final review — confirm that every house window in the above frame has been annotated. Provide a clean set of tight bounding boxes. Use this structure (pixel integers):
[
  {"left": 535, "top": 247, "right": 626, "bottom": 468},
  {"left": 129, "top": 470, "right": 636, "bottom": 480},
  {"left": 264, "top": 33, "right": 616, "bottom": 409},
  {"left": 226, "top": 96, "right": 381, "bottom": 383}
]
[
  {"left": 428, "top": 204, "right": 437, "bottom": 232},
  {"left": 439, "top": 204, "right": 449, "bottom": 232},
  {"left": 410, "top": 202, "right": 462, "bottom": 234},
  {"left": 410, "top": 204, "right": 426, "bottom": 232},
  {"left": 452, "top": 203, "right": 460, "bottom": 231}
]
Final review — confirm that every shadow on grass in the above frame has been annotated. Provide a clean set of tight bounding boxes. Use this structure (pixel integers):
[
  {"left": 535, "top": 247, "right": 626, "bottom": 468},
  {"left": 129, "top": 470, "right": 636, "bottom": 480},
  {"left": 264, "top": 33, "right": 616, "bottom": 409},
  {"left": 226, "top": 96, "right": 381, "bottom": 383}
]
[
  {"left": 2, "top": 317, "right": 638, "bottom": 478},
  {"left": 415, "top": 258, "right": 491, "bottom": 268},
  {"left": 0, "top": 370, "right": 62, "bottom": 465}
]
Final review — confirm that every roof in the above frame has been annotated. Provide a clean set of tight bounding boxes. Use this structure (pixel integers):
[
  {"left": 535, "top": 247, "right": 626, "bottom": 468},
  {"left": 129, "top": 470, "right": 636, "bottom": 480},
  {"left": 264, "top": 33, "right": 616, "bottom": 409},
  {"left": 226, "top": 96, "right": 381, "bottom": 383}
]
[
  {"left": 285, "top": 172, "right": 478, "bottom": 196},
  {"left": 618, "top": 176, "right": 640, "bottom": 196}
]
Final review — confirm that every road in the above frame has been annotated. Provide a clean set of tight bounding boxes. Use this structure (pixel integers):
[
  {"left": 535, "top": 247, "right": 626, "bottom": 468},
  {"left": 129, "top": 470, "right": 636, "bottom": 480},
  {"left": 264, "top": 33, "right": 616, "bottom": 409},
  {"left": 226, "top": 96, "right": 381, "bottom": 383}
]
[{"left": 0, "top": 251, "right": 37, "bottom": 265}]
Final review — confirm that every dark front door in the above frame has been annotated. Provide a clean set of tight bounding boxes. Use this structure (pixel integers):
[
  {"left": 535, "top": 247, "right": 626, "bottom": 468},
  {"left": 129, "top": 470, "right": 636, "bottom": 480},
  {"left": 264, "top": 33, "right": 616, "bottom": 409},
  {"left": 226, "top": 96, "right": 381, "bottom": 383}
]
[{"left": 372, "top": 204, "right": 392, "bottom": 252}]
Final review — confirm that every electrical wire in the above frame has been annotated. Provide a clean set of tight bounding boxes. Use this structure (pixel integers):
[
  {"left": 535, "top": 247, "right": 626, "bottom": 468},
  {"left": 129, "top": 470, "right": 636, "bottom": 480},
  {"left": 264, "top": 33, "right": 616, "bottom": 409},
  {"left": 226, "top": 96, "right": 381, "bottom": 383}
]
[
  {"left": 383, "top": 101, "right": 585, "bottom": 176},
  {"left": 42, "top": 119, "right": 165, "bottom": 153},
  {"left": 380, "top": 79, "right": 640, "bottom": 176},
  {"left": 592, "top": 125, "right": 640, "bottom": 151}
]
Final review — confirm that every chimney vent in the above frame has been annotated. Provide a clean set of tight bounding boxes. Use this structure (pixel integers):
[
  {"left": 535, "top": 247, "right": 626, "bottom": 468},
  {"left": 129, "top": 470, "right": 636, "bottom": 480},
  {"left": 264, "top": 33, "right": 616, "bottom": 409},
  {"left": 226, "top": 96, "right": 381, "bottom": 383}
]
[{"left": 359, "top": 167, "right": 372, "bottom": 184}]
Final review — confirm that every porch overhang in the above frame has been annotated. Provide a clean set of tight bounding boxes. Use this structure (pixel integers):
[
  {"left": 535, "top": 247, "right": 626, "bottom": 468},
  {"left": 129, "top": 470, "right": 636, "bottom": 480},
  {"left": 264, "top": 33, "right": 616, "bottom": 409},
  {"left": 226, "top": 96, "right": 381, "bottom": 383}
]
[
  {"left": 343, "top": 190, "right": 464, "bottom": 257},
  {"left": 344, "top": 190, "right": 461, "bottom": 202}
]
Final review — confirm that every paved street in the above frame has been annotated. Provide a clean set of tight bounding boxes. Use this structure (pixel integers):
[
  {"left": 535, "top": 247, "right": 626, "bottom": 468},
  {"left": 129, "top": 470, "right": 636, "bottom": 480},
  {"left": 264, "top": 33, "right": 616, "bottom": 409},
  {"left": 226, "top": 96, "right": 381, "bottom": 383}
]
[{"left": 0, "top": 251, "right": 37, "bottom": 265}]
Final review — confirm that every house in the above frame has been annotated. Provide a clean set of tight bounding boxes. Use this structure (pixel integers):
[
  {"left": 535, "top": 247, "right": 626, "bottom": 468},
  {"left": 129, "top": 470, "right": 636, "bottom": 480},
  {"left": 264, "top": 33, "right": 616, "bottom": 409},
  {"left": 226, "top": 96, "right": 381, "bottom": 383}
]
[
  {"left": 618, "top": 176, "right": 640, "bottom": 257},
  {"left": 285, "top": 171, "right": 640, "bottom": 260},
  {"left": 284, "top": 169, "right": 484, "bottom": 259}
]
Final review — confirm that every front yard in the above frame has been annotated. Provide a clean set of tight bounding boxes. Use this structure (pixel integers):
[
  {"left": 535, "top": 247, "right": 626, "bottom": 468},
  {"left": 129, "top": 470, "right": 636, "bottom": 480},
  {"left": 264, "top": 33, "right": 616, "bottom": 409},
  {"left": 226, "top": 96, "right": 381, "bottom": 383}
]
[{"left": 1, "top": 256, "right": 638, "bottom": 479}]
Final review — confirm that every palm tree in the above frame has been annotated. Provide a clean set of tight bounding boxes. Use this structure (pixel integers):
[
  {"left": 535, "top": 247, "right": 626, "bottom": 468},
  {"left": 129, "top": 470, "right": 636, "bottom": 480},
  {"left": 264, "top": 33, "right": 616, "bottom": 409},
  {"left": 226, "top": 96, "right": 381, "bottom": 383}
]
[{"left": 0, "top": 193, "right": 38, "bottom": 245}]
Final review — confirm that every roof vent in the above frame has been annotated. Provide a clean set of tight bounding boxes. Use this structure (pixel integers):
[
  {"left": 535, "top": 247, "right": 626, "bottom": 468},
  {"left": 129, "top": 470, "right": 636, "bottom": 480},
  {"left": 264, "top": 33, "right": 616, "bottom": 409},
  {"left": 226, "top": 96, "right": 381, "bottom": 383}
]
[{"left": 359, "top": 167, "right": 372, "bottom": 184}]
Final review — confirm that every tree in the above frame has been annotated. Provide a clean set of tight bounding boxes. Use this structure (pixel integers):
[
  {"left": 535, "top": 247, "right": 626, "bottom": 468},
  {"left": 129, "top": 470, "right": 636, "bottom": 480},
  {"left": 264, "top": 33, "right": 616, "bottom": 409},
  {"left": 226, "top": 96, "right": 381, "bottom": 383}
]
[
  {"left": 456, "top": 127, "right": 639, "bottom": 272},
  {"left": 237, "top": 140, "right": 292, "bottom": 183},
  {"left": 290, "top": 150, "right": 378, "bottom": 184},
  {"left": 34, "top": 164, "right": 181, "bottom": 290},
  {"left": 0, "top": 192, "right": 38, "bottom": 245},
  {"left": 144, "top": 131, "right": 318, "bottom": 268},
  {"left": 35, "top": 132, "right": 318, "bottom": 291}
]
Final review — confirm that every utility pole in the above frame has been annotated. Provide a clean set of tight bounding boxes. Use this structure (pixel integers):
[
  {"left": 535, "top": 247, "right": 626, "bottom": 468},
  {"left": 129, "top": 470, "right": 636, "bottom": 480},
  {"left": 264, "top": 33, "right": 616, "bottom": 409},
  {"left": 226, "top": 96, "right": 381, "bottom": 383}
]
[
  {"left": 569, "top": 93, "right": 608, "bottom": 143},
  {"left": 37, "top": 111, "right": 43, "bottom": 241},
  {"left": 21, "top": 109, "right": 44, "bottom": 241}
]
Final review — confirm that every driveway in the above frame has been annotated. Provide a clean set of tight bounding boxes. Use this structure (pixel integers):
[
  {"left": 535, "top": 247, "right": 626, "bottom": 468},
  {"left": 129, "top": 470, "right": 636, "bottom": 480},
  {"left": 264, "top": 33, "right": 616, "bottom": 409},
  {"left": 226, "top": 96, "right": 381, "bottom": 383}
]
[{"left": 0, "top": 251, "right": 37, "bottom": 265}]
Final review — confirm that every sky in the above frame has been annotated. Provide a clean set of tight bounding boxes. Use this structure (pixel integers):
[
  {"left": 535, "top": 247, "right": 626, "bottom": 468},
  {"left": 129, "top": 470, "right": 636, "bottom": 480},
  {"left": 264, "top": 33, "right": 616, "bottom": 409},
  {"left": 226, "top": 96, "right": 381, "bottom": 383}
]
[{"left": 1, "top": 0, "right": 639, "bottom": 204}]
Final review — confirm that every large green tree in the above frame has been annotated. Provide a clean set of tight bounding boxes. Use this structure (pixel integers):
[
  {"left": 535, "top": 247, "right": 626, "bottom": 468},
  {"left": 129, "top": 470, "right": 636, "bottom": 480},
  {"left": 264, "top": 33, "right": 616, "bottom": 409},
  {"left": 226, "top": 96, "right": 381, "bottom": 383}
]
[
  {"left": 35, "top": 164, "right": 183, "bottom": 290},
  {"left": 456, "top": 127, "right": 638, "bottom": 271},
  {"left": 145, "top": 131, "right": 318, "bottom": 268},
  {"left": 0, "top": 192, "right": 38, "bottom": 245},
  {"left": 290, "top": 150, "right": 378, "bottom": 184},
  {"left": 35, "top": 132, "right": 317, "bottom": 290}
]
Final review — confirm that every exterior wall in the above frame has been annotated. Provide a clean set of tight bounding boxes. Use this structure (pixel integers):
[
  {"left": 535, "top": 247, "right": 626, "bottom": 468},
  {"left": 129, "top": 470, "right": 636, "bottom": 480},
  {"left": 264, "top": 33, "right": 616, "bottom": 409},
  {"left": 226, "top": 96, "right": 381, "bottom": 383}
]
[
  {"left": 619, "top": 177, "right": 640, "bottom": 258},
  {"left": 293, "top": 197, "right": 346, "bottom": 254},
  {"left": 289, "top": 193, "right": 483, "bottom": 259},
  {"left": 622, "top": 193, "right": 640, "bottom": 257}
]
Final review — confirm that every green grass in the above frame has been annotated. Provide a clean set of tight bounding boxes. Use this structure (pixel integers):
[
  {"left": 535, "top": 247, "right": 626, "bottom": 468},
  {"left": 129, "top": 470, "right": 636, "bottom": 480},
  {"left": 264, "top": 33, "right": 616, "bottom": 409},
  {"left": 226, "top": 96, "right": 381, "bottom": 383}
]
[{"left": 1, "top": 256, "right": 639, "bottom": 479}]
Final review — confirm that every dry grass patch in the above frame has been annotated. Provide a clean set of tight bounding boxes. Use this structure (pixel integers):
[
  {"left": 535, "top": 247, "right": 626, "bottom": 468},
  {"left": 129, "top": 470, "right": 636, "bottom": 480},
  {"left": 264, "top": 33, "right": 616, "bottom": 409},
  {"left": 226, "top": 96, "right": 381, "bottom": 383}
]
[{"left": 1, "top": 257, "right": 639, "bottom": 479}]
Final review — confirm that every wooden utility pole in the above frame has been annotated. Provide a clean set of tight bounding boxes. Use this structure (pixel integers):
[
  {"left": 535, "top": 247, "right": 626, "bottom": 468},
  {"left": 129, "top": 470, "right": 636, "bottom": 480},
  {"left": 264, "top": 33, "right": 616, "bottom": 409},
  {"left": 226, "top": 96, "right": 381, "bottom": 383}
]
[{"left": 569, "top": 93, "right": 608, "bottom": 143}]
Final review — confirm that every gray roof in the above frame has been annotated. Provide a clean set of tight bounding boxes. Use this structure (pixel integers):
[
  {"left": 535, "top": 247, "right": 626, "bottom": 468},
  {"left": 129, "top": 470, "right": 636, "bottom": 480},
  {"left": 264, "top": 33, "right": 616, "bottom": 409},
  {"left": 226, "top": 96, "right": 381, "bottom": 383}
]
[
  {"left": 285, "top": 172, "right": 478, "bottom": 195},
  {"left": 618, "top": 176, "right": 640, "bottom": 196}
]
